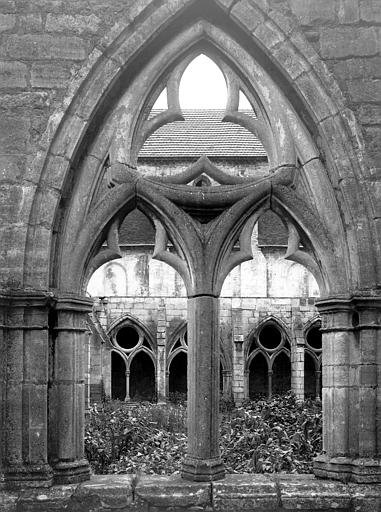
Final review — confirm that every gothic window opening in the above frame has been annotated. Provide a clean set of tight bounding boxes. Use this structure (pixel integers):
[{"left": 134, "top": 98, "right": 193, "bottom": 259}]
[
  {"left": 116, "top": 326, "right": 139, "bottom": 350},
  {"left": 304, "top": 352, "right": 317, "bottom": 398},
  {"left": 73, "top": 11, "right": 334, "bottom": 484},
  {"left": 168, "top": 327, "right": 188, "bottom": 400},
  {"left": 138, "top": 52, "right": 268, "bottom": 184},
  {"left": 305, "top": 324, "right": 322, "bottom": 398},
  {"left": 109, "top": 320, "right": 156, "bottom": 402},
  {"left": 249, "top": 352, "right": 268, "bottom": 398},
  {"left": 130, "top": 351, "right": 156, "bottom": 402},
  {"left": 179, "top": 54, "right": 227, "bottom": 109},
  {"left": 258, "top": 324, "right": 282, "bottom": 350},
  {"left": 272, "top": 352, "right": 291, "bottom": 395},
  {"left": 306, "top": 326, "right": 322, "bottom": 351},
  {"left": 15, "top": 0, "right": 379, "bottom": 488},
  {"left": 169, "top": 351, "right": 187, "bottom": 398},
  {"left": 248, "top": 321, "right": 291, "bottom": 398},
  {"left": 111, "top": 351, "right": 126, "bottom": 400}
]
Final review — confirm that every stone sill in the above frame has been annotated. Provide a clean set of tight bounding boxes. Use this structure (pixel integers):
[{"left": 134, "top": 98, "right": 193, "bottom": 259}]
[{"left": 1, "top": 474, "right": 380, "bottom": 511}]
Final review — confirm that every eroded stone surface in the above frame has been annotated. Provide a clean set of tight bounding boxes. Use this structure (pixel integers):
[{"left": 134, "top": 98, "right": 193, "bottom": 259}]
[
  {"left": 0, "top": 0, "right": 381, "bottom": 498},
  {"left": 1, "top": 474, "right": 381, "bottom": 511}
]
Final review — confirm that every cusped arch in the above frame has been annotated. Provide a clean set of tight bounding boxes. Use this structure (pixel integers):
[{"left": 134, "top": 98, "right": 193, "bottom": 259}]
[
  {"left": 108, "top": 313, "right": 156, "bottom": 352},
  {"left": 168, "top": 347, "right": 187, "bottom": 368},
  {"left": 167, "top": 320, "right": 188, "bottom": 356},
  {"left": 246, "top": 314, "right": 291, "bottom": 352},
  {"left": 269, "top": 347, "right": 291, "bottom": 369},
  {"left": 110, "top": 347, "right": 128, "bottom": 364},
  {"left": 22, "top": 0, "right": 377, "bottom": 297},
  {"left": 246, "top": 347, "right": 271, "bottom": 371},
  {"left": 304, "top": 315, "right": 322, "bottom": 336},
  {"left": 127, "top": 346, "right": 156, "bottom": 372},
  {"left": 304, "top": 348, "right": 321, "bottom": 371}
]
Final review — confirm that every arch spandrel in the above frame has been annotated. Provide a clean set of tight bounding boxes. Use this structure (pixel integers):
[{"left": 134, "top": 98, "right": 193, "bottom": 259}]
[{"left": 21, "top": 0, "right": 377, "bottom": 298}]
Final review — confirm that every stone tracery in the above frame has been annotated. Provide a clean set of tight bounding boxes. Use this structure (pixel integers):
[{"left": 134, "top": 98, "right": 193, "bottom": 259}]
[{"left": 1, "top": 0, "right": 380, "bottom": 492}]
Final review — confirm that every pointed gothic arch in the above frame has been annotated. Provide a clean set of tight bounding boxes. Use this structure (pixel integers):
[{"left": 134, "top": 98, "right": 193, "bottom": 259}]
[
  {"left": 3, "top": 0, "right": 379, "bottom": 487},
  {"left": 22, "top": 2, "right": 377, "bottom": 295}
]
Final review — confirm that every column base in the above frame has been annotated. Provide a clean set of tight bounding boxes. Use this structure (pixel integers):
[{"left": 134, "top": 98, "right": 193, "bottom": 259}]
[
  {"left": 52, "top": 459, "right": 91, "bottom": 484},
  {"left": 182, "top": 457, "right": 225, "bottom": 482},
  {"left": 314, "top": 455, "right": 381, "bottom": 483},
  {"left": 4, "top": 463, "right": 53, "bottom": 489}
]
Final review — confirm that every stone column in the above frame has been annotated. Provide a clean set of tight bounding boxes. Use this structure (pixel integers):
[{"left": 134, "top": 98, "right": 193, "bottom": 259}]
[
  {"left": 2, "top": 293, "right": 53, "bottom": 489},
  {"left": 49, "top": 295, "right": 92, "bottom": 484},
  {"left": 315, "top": 370, "right": 321, "bottom": 399},
  {"left": 314, "top": 297, "right": 381, "bottom": 483},
  {"left": 232, "top": 305, "right": 245, "bottom": 404},
  {"left": 244, "top": 369, "right": 249, "bottom": 399},
  {"left": 267, "top": 370, "right": 273, "bottom": 398},
  {"left": 291, "top": 316, "right": 305, "bottom": 400},
  {"left": 156, "top": 300, "right": 167, "bottom": 404},
  {"left": 125, "top": 370, "right": 130, "bottom": 401},
  {"left": 222, "top": 369, "right": 232, "bottom": 398},
  {"left": 182, "top": 296, "right": 225, "bottom": 481},
  {"left": 0, "top": 298, "right": 5, "bottom": 485}
]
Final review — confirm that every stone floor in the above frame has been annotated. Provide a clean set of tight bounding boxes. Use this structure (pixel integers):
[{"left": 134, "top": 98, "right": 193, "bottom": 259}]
[{"left": 0, "top": 473, "right": 380, "bottom": 511}]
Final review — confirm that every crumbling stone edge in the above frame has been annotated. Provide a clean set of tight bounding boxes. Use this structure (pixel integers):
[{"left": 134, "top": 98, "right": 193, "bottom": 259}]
[{"left": 0, "top": 473, "right": 380, "bottom": 511}]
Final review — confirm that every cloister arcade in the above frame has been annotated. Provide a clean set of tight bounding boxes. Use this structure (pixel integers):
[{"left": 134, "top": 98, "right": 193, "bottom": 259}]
[{"left": 1, "top": 0, "right": 380, "bottom": 491}]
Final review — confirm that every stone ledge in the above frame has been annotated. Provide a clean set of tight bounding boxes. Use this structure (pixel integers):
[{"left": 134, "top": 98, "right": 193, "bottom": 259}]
[{"left": 0, "top": 474, "right": 380, "bottom": 511}]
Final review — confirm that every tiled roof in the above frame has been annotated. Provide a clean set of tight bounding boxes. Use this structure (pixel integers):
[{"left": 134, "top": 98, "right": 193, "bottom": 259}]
[{"left": 138, "top": 109, "right": 267, "bottom": 158}]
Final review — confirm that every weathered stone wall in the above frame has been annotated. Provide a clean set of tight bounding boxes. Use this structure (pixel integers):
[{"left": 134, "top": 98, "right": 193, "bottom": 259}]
[
  {"left": 1, "top": 0, "right": 380, "bottom": 290},
  {"left": 1, "top": 0, "right": 380, "bottom": 493},
  {"left": 87, "top": 232, "right": 318, "bottom": 402}
]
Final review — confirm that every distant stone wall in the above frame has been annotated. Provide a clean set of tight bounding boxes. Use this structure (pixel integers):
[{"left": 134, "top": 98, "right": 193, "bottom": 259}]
[{"left": 88, "top": 233, "right": 319, "bottom": 403}]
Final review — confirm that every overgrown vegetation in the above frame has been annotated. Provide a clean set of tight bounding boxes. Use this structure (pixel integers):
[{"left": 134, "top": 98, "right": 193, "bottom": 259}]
[{"left": 85, "top": 393, "right": 321, "bottom": 475}]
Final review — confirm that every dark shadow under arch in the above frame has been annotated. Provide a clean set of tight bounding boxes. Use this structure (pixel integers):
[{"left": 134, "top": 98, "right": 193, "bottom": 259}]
[
  {"left": 111, "top": 351, "right": 126, "bottom": 400},
  {"left": 249, "top": 352, "right": 268, "bottom": 399},
  {"left": 169, "top": 351, "right": 187, "bottom": 397},
  {"left": 272, "top": 351, "right": 291, "bottom": 395},
  {"left": 305, "top": 351, "right": 317, "bottom": 398},
  {"left": 130, "top": 351, "right": 155, "bottom": 401}
]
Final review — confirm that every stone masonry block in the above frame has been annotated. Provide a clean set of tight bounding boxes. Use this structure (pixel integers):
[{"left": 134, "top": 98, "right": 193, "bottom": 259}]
[
  {"left": 359, "top": 365, "right": 377, "bottom": 386},
  {"left": 338, "top": 0, "right": 360, "bottom": 24},
  {"left": 288, "top": 0, "right": 336, "bottom": 25},
  {"left": 253, "top": 19, "right": 285, "bottom": 49},
  {"left": 213, "top": 474, "right": 278, "bottom": 511},
  {"left": 45, "top": 13, "right": 101, "bottom": 34},
  {"left": 20, "top": 13, "right": 43, "bottom": 31},
  {"left": 0, "top": 12, "right": 15, "bottom": 31},
  {"left": 7, "top": 34, "right": 88, "bottom": 60},
  {"left": 356, "top": 104, "right": 381, "bottom": 125},
  {"left": 332, "top": 57, "right": 381, "bottom": 80},
  {"left": 0, "top": 154, "right": 27, "bottom": 183},
  {"left": 0, "top": 113, "right": 30, "bottom": 153},
  {"left": 272, "top": 42, "right": 310, "bottom": 79},
  {"left": 16, "top": 0, "right": 62, "bottom": 13},
  {"left": 230, "top": 0, "right": 265, "bottom": 33},
  {"left": 360, "top": 0, "right": 381, "bottom": 22},
  {"left": 31, "top": 62, "right": 73, "bottom": 88},
  {"left": 295, "top": 70, "right": 335, "bottom": 122},
  {"left": 347, "top": 79, "right": 381, "bottom": 103},
  {"left": 0, "top": 60, "right": 28, "bottom": 89},
  {"left": 0, "top": 1, "right": 16, "bottom": 13},
  {"left": 278, "top": 474, "right": 351, "bottom": 510},
  {"left": 320, "top": 27, "right": 379, "bottom": 59},
  {"left": 363, "top": 126, "right": 381, "bottom": 166}
]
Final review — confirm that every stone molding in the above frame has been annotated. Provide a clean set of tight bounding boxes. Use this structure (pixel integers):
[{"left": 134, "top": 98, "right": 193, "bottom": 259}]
[
  {"left": 1, "top": 474, "right": 380, "bottom": 511},
  {"left": 313, "top": 293, "right": 381, "bottom": 483}
]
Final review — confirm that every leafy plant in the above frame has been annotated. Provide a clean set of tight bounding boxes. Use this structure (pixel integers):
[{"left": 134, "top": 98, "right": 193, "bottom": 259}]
[{"left": 85, "top": 393, "right": 321, "bottom": 475}]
